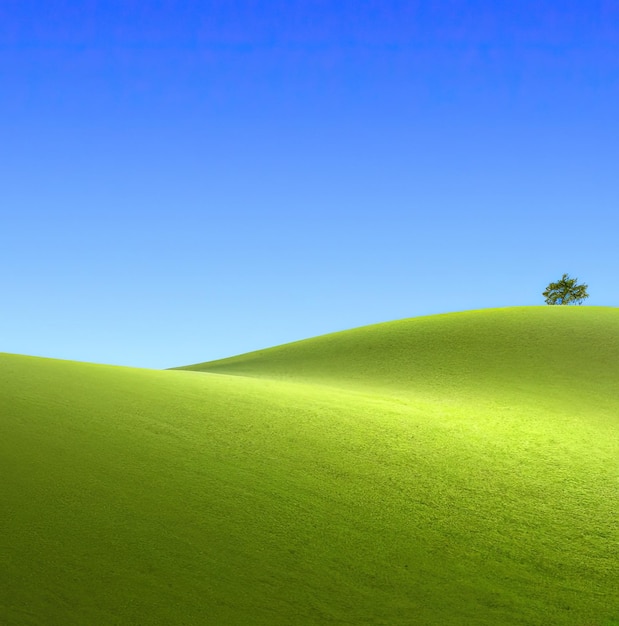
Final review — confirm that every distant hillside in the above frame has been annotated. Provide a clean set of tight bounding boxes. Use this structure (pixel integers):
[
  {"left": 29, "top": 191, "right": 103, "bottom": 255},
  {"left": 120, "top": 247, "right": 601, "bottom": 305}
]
[{"left": 178, "top": 306, "right": 619, "bottom": 411}]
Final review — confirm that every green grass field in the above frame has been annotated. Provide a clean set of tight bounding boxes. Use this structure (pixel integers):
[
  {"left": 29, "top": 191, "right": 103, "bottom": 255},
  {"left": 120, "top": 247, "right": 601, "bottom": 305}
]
[{"left": 1, "top": 306, "right": 618, "bottom": 625}]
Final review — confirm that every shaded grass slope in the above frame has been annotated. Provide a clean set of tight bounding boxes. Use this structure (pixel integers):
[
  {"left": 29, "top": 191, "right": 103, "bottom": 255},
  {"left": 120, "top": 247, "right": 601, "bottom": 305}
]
[{"left": 2, "top": 307, "right": 618, "bottom": 625}]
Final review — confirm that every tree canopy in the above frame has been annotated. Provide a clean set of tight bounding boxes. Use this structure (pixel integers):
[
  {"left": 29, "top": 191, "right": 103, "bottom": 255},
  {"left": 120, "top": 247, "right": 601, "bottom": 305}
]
[{"left": 543, "top": 274, "right": 589, "bottom": 305}]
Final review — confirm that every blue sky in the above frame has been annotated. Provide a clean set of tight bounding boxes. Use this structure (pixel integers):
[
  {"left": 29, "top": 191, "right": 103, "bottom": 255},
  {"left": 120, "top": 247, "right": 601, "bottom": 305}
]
[{"left": 2, "top": 1, "right": 618, "bottom": 368}]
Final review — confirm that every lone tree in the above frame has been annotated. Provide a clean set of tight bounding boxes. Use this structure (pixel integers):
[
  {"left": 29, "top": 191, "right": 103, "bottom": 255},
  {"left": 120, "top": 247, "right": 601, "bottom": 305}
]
[{"left": 543, "top": 273, "right": 589, "bottom": 305}]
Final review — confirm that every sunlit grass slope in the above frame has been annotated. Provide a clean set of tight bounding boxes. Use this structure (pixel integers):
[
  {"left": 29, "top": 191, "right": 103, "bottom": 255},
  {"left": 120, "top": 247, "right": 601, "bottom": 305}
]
[{"left": 2, "top": 307, "right": 618, "bottom": 625}]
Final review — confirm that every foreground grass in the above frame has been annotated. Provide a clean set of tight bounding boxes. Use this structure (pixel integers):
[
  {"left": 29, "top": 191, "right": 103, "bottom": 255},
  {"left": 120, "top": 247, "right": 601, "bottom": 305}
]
[{"left": 1, "top": 307, "right": 618, "bottom": 624}]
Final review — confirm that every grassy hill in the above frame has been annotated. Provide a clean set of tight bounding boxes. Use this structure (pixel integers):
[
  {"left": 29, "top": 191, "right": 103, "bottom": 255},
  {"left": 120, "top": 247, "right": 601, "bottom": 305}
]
[
  {"left": 180, "top": 306, "right": 619, "bottom": 411},
  {"left": 1, "top": 307, "right": 618, "bottom": 625}
]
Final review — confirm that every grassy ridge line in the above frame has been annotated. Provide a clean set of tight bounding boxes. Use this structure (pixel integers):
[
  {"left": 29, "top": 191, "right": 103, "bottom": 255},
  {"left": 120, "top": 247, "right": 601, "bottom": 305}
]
[
  {"left": 177, "top": 306, "right": 619, "bottom": 414},
  {"left": 1, "top": 350, "right": 618, "bottom": 624}
]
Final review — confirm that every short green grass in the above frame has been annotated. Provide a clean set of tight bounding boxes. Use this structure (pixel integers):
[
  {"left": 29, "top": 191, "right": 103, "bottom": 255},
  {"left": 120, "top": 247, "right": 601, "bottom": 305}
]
[{"left": 1, "top": 306, "right": 618, "bottom": 624}]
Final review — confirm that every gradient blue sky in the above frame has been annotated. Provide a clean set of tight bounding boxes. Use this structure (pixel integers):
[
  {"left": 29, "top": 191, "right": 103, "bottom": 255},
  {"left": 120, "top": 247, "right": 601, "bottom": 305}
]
[{"left": 2, "top": 1, "right": 618, "bottom": 368}]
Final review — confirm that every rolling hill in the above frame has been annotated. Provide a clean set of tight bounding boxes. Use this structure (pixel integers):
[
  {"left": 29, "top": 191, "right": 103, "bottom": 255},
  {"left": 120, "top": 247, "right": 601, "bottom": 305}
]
[{"left": 1, "top": 307, "right": 618, "bottom": 625}]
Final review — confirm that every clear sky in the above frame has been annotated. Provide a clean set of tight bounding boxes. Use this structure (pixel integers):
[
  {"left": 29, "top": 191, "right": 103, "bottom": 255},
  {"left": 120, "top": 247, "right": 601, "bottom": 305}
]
[{"left": 2, "top": 1, "right": 618, "bottom": 369}]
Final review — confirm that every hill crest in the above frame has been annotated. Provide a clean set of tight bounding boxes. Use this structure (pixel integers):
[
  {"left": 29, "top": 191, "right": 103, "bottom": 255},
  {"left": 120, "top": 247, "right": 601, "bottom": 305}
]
[{"left": 176, "top": 306, "right": 619, "bottom": 408}]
